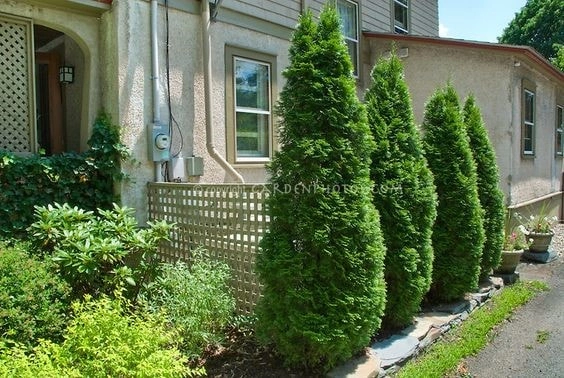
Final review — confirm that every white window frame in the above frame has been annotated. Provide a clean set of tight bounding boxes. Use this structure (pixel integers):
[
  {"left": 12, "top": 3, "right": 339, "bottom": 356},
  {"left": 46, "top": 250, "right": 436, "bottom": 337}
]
[
  {"left": 225, "top": 46, "right": 276, "bottom": 165},
  {"left": 336, "top": 0, "right": 360, "bottom": 77},
  {"left": 393, "top": 0, "right": 409, "bottom": 34},
  {"left": 556, "top": 105, "right": 564, "bottom": 157},
  {"left": 522, "top": 88, "right": 535, "bottom": 156}
]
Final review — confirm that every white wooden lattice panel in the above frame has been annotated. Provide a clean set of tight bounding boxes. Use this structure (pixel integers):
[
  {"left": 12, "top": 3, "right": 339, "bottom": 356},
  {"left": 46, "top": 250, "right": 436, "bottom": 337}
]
[
  {"left": 0, "top": 14, "right": 34, "bottom": 153},
  {"left": 148, "top": 182, "right": 270, "bottom": 314}
]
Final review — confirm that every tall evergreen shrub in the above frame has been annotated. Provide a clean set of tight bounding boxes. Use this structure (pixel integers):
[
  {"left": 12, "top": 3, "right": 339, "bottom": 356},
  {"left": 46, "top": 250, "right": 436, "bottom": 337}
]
[
  {"left": 364, "top": 52, "right": 437, "bottom": 328},
  {"left": 255, "top": 7, "right": 387, "bottom": 371},
  {"left": 422, "top": 84, "right": 485, "bottom": 303},
  {"left": 463, "top": 95, "right": 505, "bottom": 277}
]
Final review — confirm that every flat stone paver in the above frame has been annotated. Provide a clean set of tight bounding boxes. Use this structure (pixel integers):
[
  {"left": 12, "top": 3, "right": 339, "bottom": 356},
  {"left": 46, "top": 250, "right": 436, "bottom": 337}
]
[
  {"left": 327, "top": 352, "right": 380, "bottom": 378},
  {"left": 400, "top": 317, "right": 434, "bottom": 340},
  {"left": 370, "top": 334, "right": 419, "bottom": 368}
]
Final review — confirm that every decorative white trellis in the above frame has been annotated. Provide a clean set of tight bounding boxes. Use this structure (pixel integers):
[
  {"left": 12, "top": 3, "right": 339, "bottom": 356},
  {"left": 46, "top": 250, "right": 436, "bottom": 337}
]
[{"left": 0, "top": 14, "right": 35, "bottom": 153}]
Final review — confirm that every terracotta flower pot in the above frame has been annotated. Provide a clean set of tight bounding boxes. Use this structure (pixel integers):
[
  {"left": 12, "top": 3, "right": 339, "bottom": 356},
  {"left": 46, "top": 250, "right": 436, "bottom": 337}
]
[
  {"left": 494, "top": 249, "right": 524, "bottom": 274},
  {"left": 528, "top": 231, "right": 554, "bottom": 253}
]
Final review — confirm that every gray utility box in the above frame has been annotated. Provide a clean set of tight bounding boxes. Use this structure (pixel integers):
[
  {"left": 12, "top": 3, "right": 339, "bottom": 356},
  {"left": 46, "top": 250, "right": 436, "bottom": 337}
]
[{"left": 168, "top": 156, "right": 204, "bottom": 182}]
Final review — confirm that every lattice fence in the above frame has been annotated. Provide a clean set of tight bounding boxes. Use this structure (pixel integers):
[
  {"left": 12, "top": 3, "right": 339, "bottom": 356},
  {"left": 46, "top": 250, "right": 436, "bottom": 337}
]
[
  {"left": 0, "top": 14, "right": 34, "bottom": 153},
  {"left": 148, "top": 182, "right": 269, "bottom": 314}
]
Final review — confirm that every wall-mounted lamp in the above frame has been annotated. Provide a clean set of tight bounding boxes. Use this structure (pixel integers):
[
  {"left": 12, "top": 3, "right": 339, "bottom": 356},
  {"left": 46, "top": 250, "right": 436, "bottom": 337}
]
[{"left": 59, "top": 66, "right": 74, "bottom": 84}]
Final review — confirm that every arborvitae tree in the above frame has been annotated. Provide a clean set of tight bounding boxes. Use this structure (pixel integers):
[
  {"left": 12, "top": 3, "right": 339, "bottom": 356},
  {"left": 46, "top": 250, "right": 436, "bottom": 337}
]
[
  {"left": 255, "top": 7, "right": 387, "bottom": 371},
  {"left": 422, "top": 84, "right": 485, "bottom": 303},
  {"left": 463, "top": 95, "right": 505, "bottom": 278},
  {"left": 364, "top": 53, "right": 437, "bottom": 329}
]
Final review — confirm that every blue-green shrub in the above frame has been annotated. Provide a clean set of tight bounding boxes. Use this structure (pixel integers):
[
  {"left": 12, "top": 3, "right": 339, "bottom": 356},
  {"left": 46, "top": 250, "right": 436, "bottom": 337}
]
[{"left": 140, "top": 251, "right": 235, "bottom": 358}]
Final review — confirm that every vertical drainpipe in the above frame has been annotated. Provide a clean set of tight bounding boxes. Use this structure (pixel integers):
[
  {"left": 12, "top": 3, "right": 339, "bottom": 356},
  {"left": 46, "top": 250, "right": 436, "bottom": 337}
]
[
  {"left": 150, "top": 0, "right": 163, "bottom": 181},
  {"left": 201, "top": 0, "right": 244, "bottom": 183}
]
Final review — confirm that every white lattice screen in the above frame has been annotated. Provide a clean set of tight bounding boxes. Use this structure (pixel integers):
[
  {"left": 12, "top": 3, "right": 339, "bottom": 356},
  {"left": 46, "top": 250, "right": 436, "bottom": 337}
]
[{"left": 0, "top": 14, "right": 34, "bottom": 153}]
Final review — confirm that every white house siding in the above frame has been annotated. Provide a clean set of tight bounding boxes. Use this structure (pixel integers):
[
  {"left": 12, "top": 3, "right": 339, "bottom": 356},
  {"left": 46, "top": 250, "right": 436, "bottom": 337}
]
[{"left": 366, "top": 35, "right": 564, "bottom": 212}]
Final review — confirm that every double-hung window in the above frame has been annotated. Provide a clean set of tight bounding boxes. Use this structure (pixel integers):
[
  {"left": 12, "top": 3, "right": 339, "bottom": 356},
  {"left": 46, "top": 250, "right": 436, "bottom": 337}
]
[
  {"left": 336, "top": 0, "right": 359, "bottom": 76},
  {"left": 226, "top": 46, "right": 275, "bottom": 163},
  {"left": 556, "top": 105, "right": 564, "bottom": 157},
  {"left": 393, "top": 0, "right": 409, "bottom": 34},
  {"left": 522, "top": 88, "right": 535, "bottom": 156}
]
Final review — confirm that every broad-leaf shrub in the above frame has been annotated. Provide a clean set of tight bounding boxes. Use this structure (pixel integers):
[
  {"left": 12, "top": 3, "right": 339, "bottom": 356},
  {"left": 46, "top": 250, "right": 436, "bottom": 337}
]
[
  {"left": 256, "top": 7, "right": 387, "bottom": 371},
  {"left": 422, "top": 84, "right": 485, "bottom": 302},
  {"left": 0, "top": 296, "right": 201, "bottom": 377},
  {"left": 28, "top": 203, "right": 172, "bottom": 299},
  {"left": 0, "top": 243, "right": 70, "bottom": 349},
  {"left": 140, "top": 250, "right": 235, "bottom": 357},
  {"left": 365, "top": 51, "right": 437, "bottom": 329},
  {"left": 0, "top": 113, "right": 128, "bottom": 238},
  {"left": 463, "top": 95, "right": 505, "bottom": 278}
]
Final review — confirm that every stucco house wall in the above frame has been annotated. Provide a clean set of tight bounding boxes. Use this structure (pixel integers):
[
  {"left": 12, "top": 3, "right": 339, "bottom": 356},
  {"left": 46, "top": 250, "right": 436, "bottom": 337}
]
[{"left": 364, "top": 33, "right": 564, "bottom": 213}]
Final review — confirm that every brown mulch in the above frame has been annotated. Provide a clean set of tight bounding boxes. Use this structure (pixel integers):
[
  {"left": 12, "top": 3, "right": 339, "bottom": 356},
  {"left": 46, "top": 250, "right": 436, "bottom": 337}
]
[{"left": 200, "top": 327, "right": 323, "bottom": 378}]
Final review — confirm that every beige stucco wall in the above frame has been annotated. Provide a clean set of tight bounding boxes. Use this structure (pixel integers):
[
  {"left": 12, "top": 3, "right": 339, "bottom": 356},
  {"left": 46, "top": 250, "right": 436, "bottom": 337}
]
[
  {"left": 365, "top": 38, "right": 563, "bottom": 209},
  {"left": 101, "top": 0, "right": 289, "bottom": 222},
  {"left": 0, "top": 0, "right": 101, "bottom": 152}
]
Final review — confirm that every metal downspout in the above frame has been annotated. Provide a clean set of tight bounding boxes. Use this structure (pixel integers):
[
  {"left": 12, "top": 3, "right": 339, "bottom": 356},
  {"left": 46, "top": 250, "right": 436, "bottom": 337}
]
[
  {"left": 201, "top": 0, "right": 244, "bottom": 183},
  {"left": 150, "top": 0, "right": 163, "bottom": 181}
]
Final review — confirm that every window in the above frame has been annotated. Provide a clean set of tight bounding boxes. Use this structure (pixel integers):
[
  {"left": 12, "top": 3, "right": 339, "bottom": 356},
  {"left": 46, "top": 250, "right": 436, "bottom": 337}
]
[
  {"left": 557, "top": 105, "right": 564, "bottom": 157},
  {"left": 393, "top": 0, "right": 409, "bottom": 34},
  {"left": 337, "top": 0, "right": 359, "bottom": 76},
  {"left": 225, "top": 47, "right": 276, "bottom": 164},
  {"left": 522, "top": 88, "right": 535, "bottom": 156}
]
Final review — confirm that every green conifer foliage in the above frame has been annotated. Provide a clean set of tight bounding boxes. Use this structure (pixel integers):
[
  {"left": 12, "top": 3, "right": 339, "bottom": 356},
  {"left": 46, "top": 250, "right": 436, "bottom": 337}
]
[
  {"left": 365, "top": 53, "right": 437, "bottom": 329},
  {"left": 422, "top": 84, "right": 485, "bottom": 303},
  {"left": 463, "top": 95, "right": 505, "bottom": 277},
  {"left": 255, "top": 7, "right": 387, "bottom": 371}
]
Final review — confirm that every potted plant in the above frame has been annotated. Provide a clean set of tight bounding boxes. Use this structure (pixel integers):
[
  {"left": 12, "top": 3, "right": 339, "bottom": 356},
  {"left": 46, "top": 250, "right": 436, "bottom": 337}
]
[
  {"left": 494, "top": 225, "right": 528, "bottom": 274},
  {"left": 517, "top": 208, "right": 558, "bottom": 253}
]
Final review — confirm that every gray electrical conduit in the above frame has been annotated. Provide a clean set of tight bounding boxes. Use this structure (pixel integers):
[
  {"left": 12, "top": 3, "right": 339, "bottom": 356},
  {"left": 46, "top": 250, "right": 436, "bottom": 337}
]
[
  {"left": 201, "top": 0, "right": 244, "bottom": 183},
  {"left": 150, "top": 0, "right": 163, "bottom": 181}
]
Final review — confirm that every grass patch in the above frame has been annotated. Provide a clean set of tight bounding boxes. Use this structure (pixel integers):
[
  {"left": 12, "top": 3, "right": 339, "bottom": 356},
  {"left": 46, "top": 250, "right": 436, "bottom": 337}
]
[
  {"left": 536, "top": 330, "right": 550, "bottom": 344},
  {"left": 395, "top": 280, "right": 548, "bottom": 378}
]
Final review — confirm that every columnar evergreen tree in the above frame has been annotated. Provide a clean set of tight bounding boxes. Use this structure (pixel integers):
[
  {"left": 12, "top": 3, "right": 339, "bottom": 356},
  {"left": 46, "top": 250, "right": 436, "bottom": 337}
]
[
  {"left": 463, "top": 95, "right": 505, "bottom": 278},
  {"left": 255, "top": 7, "right": 387, "bottom": 371},
  {"left": 364, "top": 52, "right": 437, "bottom": 329},
  {"left": 422, "top": 84, "right": 485, "bottom": 303}
]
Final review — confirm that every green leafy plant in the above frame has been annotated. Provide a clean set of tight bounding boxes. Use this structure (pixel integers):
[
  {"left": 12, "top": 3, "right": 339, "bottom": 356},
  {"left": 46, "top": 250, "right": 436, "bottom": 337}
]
[
  {"left": 0, "top": 113, "right": 129, "bottom": 238},
  {"left": 463, "top": 95, "right": 505, "bottom": 278},
  {"left": 255, "top": 6, "right": 386, "bottom": 372},
  {"left": 516, "top": 205, "right": 558, "bottom": 234},
  {"left": 140, "top": 250, "right": 235, "bottom": 358},
  {"left": 28, "top": 203, "right": 172, "bottom": 299},
  {"left": 502, "top": 211, "right": 529, "bottom": 251},
  {"left": 0, "top": 242, "right": 70, "bottom": 349},
  {"left": 0, "top": 295, "right": 202, "bottom": 377},
  {"left": 422, "top": 83, "right": 485, "bottom": 303},
  {"left": 364, "top": 50, "right": 437, "bottom": 329}
]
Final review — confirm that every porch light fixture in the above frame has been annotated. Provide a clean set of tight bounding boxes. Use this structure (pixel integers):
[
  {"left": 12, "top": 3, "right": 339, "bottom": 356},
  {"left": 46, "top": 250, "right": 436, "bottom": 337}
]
[{"left": 59, "top": 66, "right": 74, "bottom": 84}]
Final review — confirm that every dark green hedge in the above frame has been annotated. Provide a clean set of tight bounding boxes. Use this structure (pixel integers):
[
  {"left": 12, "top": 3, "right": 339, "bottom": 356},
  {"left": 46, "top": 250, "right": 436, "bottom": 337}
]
[
  {"left": 365, "top": 52, "right": 437, "bottom": 329},
  {"left": 422, "top": 84, "right": 485, "bottom": 303},
  {"left": 0, "top": 113, "right": 128, "bottom": 237},
  {"left": 463, "top": 95, "right": 505, "bottom": 278},
  {"left": 256, "top": 7, "right": 386, "bottom": 371}
]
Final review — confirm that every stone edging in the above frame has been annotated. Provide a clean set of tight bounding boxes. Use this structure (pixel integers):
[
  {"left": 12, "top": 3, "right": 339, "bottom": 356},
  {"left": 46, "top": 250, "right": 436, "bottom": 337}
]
[{"left": 328, "top": 277, "right": 505, "bottom": 378}]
